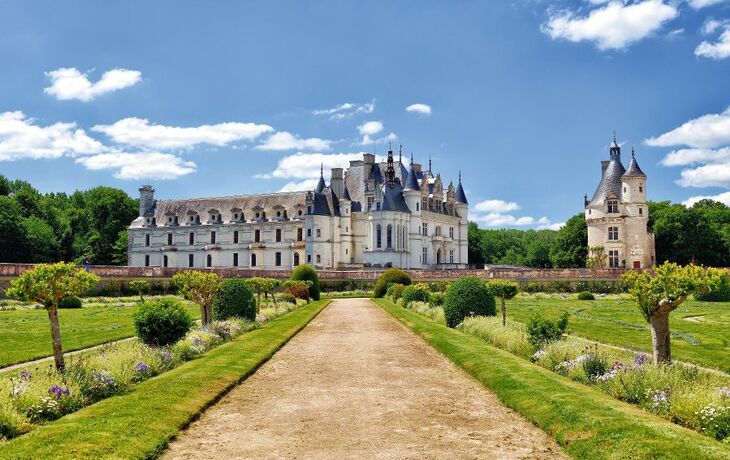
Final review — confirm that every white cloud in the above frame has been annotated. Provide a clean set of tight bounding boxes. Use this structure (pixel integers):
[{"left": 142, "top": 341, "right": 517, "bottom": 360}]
[
  {"left": 688, "top": 0, "right": 726, "bottom": 9},
  {"left": 255, "top": 131, "right": 332, "bottom": 151},
  {"left": 405, "top": 103, "right": 432, "bottom": 115},
  {"left": 0, "top": 111, "right": 104, "bottom": 161},
  {"left": 92, "top": 117, "right": 273, "bottom": 150},
  {"left": 44, "top": 67, "right": 142, "bottom": 102},
  {"left": 76, "top": 151, "right": 196, "bottom": 180},
  {"left": 542, "top": 0, "right": 679, "bottom": 50},
  {"left": 279, "top": 178, "right": 322, "bottom": 192},
  {"left": 677, "top": 163, "right": 730, "bottom": 187},
  {"left": 683, "top": 191, "right": 730, "bottom": 206},
  {"left": 313, "top": 101, "right": 375, "bottom": 120},
  {"left": 646, "top": 107, "right": 730, "bottom": 148},
  {"left": 701, "top": 18, "right": 726, "bottom": 35},
  {"left": 258, "top": 152, "right": 373, "bottom": 180},
  {"left": 695, "top": 26, "right": 730, "bottom": 59},
  {"left": 358, "top": 121, "right": 383, "bottom": 136},
  {"left": 474, "top": 199, "right": 520, "bottom": 213},
  {"left": 660, "top": 147, "right": 730, "bottom": 166}
]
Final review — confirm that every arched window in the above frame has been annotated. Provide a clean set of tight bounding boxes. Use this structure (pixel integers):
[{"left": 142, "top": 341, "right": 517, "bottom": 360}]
[
  {"left": 294, "top": 252, "right": 300, "bottom": 266},
  {"left": 386, "top": 224, "right": 393, "bottom": 249},
  {"left": 206, "top": 254, "right": 212, "bottom": 267},
  {"left": 376, "top": 224, "right": 382, "bottom": 248},
  {"left": 251, "top": 253, "right": 257, "bottom": 267},
  {"left": 163, "top": 255, "right": 168, "bottom": 267}
]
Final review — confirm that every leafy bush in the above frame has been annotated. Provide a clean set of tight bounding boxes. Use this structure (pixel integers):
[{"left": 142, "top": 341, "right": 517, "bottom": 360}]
[
  {"left": 386, "top": 283, "right": 405, "bottom": 301},
  {"left": 427, "top": 281, "right": 448, "bottom": 292},
  {"left": 428, "top": 291, "right": 445, "bottom": 307},
  {"left": 526, "top": 312, "right": 569, "bottom": 347},
  {"left": 581, "top": 345, "right": 608, "bottom": 380},
  {"left": 694, "top": 271, "right": 730, "bottom": 302},
  {"left": 58, "top": 297, "right": 82, "bottom": 309},
  {"left": 133, "top": 298, "right": 193, "bottom": 347},
  {"left": 212, "top": 278, "right": 257, "bottom": 321},
  {"left": 443, "top": 277, "right": 495, "bottom": 328},
  {"left": 373, "top": 268, "right": 411, "bottom": 298},
  {"left": 290, "top": 264, "right": 320, "bottom": 300},
  {"left": 283, "top": 280, "right": 311, "bottom": 303},
  {"left": 400, "top": 283, "right": 430, "bottom": 306},
  {"left": 577, "top": 291, "right": 595, "bottom": 301},
  {"left": 279, "top": 293, "right": 297, "bottom": 304},
  {"left": 128, "top": 279, "right": 150, "bottom": 301}
]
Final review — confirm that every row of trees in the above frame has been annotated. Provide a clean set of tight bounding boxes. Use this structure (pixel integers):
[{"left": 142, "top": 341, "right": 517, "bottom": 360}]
[
  {"left": 0, "top": 175, "right": 137, "bottom": 265},
  {"left": 469, "top": 198, "right": 730, "bottom": 268}
]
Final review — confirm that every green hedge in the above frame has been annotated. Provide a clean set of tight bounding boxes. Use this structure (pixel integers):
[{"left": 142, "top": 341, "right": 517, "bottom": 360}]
[
  {"left": 443, "top": 277, "right": 495, "bottom": 327},
  {"left": 373, "top": 268, "right": 411, "bottom": 298}
]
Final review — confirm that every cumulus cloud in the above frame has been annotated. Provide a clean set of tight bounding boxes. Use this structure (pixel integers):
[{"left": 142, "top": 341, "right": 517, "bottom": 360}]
[
  {"left": 75, "top": 151, "right": 196, "bottom": 180},
  {"left": 92, "top": 117, "right": 273, "bottom": 150},
  {"left": 255, "top": 131, "right": 332, "bottom": 151},
  {"left": 44, "top": 67, "right": 142, "bottom": 102},
  {"left": 541, "top": 0, "right": 679, "bottom": 50},
  {"left": 257, "top": 152, "right": 374, "bottom": 180},
  {"left": 646, "top": 107, "right": 730, "bottom": 148},
  {"left": 695, "top": 26, "right": 730, "bottom": 59},
  {"left": 473, "top": 199, "right": 520, "bottom": 213},
  {"left": 660, "top": 147, "right": 730, "bottom": 166},
  {"left": 356, "top": 120, "right": 396, "bottom": 145},
  {"left": 313, "top": 101, "right": 375, "bottom": 120},
  {"left": 683, "top": 191, "right": 730, "bottom": 207},
  {"left": 405, "top": 103, "right": 432, "bottom": 115},
  {"left": 677, "top": 163, "right": 730, "bottom": 187},
  {"left": 688, "top": 0, "right": 726, "bottom": 9},
  {"left": 0, "top": 111, "right": 104, "bottom": 161},
  {"left": 279, "top": 178, "right": 322, "bottom": 192}
]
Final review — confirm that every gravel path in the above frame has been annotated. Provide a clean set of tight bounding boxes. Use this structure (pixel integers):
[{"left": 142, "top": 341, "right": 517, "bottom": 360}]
[{"left": 162, "top": 298, "right": 566, "bottom": 459}]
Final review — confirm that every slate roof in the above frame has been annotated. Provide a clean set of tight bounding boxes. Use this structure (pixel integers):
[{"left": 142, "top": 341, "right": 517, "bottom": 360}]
[
  {"left": 311, "top": 186, "right": 340, "bottom": 216},
  {"left": 623, "top": 152, "right": 646, "bottom": 178},
  {"left": 381, "top": 182, "right": 411, "bottom": 213},
  {"left": 403, "top": 163, "right": 420, "bottom": 190},
  {"left": 455, "top": 179, "right": 467, "bottom": 204},
  {"left": 588, "top": 151, "right": 626, "bottom": 207}
]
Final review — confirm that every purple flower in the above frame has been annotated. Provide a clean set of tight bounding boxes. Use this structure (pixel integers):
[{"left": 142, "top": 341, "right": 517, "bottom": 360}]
[
  {"left": 719, "top": 387, "right": 730, "bottom": 398},
  {"left": 634, "top": 353, "right": 649, "bottom": 367},
  {"left": 19, "top": 370, "right": 31, "bottom": 381},
  {"left": 135, "top": 362, "right": 150, "bottom": 373},
  {"left": 94, "top": 371, "right": 115, "bottom": 388},
  {"left": 469, "top": 311, "right": 475, "bottom": 317},
  {"left": 191, "top": 337, "right": 205, "bottom": 345},
  {"left": 48, "top": 385, "right": 70, "bottom": 400},
  {"left": 159, "top": 350, "right": 173, "bottom": 361}
]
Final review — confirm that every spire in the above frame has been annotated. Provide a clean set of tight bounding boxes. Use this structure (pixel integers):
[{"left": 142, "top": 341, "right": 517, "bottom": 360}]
[
  {"left": 342, "top": 184, "right": 352, "bottom": 201},
  {"left": 315, "top": 162, "right": 326, "bottom": 193},
  {"left": 428, "top": 155, "right": 432, "bottom": 174},
  {"left": 403, "top": 155, "right": 420, "bottom": 190},
  {"left": 623, "top": 148, "right": 647, "bottom": 178},
  {"left": 610, "top": 132, "right": 621, "bottom": 161},
  {"left": 385, "top": 144, "right": 396, "bottom": 186},
  {"left": 455, "top": 170, "right": 467, "bottom": 204}
]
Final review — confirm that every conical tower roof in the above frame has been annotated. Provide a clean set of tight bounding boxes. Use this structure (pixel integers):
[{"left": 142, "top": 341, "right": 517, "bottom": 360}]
[
  {"left": 455, "top": 171, "right": 468, "bottom": 204},
  {"left": 315, "top": 163, "right": 326, "bottom": 193},
  {"left": 403, "top": 154, "right": 420, "bottom": 190},
  {"left": 623, "top": 149, "right": 646, "bottom": 178}
]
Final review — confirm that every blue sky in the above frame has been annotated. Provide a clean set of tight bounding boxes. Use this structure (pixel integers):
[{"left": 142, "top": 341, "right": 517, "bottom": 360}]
[{"left": 2, "top": 0, "right": 730, "bottom": 230}]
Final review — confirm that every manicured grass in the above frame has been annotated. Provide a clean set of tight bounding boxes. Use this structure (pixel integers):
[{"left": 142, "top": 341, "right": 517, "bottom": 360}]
[
  {"left": 0, "top": 299, "right": 328, "bottom": 459},
  {"left": 0, "top": 297, "right": 200, "bottom": 368},
  {"left": 508, "top": 294, "right": 730, "bottom": 373},
  {"left": 375, "top": 299, "right": 730, "bottom": 460}
]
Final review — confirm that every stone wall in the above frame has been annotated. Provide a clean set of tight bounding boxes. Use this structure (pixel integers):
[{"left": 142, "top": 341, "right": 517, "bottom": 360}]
[{"left": 0, "top": 262, "right": 628, "bottom": 281}]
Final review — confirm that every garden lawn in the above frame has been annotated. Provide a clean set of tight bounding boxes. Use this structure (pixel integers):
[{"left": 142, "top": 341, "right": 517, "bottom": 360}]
[
  {"left": 508, "top": 295, "right": 730, "bottom": 373},
  {"left": 0, "top": 297, "right": 200, "bottom": 368},
  {"left": 0, "top": 299, "right": 328, "bottom": 460},
  {"left": 375, "top": 299, "right": 730, "bottom": 460}
]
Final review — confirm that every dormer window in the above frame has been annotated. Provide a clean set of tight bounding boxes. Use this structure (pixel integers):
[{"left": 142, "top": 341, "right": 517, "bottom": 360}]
[{"left": 607, "top": 200, "right": 619, "bottom": 213}]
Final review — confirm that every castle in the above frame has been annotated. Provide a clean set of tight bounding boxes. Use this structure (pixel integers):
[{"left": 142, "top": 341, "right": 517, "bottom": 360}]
[
  {"left": 585, "top": 136, "right": 655, "bottom": 269},
  {"left": 127, "top": 146, "right": 469, "bottom": 270}
]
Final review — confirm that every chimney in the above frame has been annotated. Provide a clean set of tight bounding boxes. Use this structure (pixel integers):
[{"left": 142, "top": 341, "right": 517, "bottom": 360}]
[
  {"left": 330, "top": 168, "right": 344, "bottom": 198},
  {"left": 601, "top": 160, "right": 610, "bottom": 175},
  {"left": 363, "top": 153, "right": 375, "bottom": 179},
  {"left": 139, "top": 185, "right": 155, "bottom": 217}
]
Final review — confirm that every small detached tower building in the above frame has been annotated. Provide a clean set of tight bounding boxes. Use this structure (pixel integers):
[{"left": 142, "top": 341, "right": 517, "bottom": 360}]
[{"left": 585, "top": 135, "right": 655, "bottom": 269}]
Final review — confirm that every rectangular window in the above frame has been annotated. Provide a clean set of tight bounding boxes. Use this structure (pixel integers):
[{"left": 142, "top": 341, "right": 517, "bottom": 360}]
[
  {"left": 449, "top": 249, "right": 454, "bottom": 264},
  {"left": 255, "top": 229, "right": 261, "bottom": 243},
  {"left": 422, "top": 247, "right": 428, "bottom": 264},
  {"left": 167, "top": 233, "right": 173, "bottom": 245},
  {"left": 316, "top": 228, "right": 321, "bottom": 238},
  {"left": 144, "top": 255, "right": 150, "bottom": 266},
  {"left": 307, "top": 254, "right": 312, "bottom": 263},
  {"left": 608, "top": 250, "right": 619, "bottom": 268},
  {"left": 188, "top": 254, "right": 194, "bottom": 267},
  {"left": 608, "top": 226, "right": 619, "bottom": 241},
  {"left": 316, "top": 254, "right": 321, "bottom": 263},
  {"left": 210, "top": 231, "right": 216, "bottom": 244},
  {"left": 422, "top": 223, "right": 428, "bottom": 236},
  {"left": 233, "top": 230, "right": 239, "bottom": 244},
  {"left": 275, "top": 252, "right": 282, "bottom": 266},
  {"left": 189, "top": 232, "right": 194, "bottom": 245},
  {"left": 233, "top": 253, "right": 239, "bottom": 267},
  {"left": 607, "top": 200, "right": 619, "bottom": 213},
  {"left": 416, "top": 202, "right": 419, "bottom": 211},
  {"left": 367, "top": 197, "right": 374, "bottom": 210},
  {"left": 449, "top": 227, "right": 454, "bottom": 239},
  {"left": 376, "top": 202, "right": 381, "bottom": 211},
  {"left": 435, "top": 226, "right": 441, "bottom": 236},
  {"left": 276, "top": 228, "right": 282, "bottom": 242},
  {"left": 639, "top": 207, "right": 643, "bottom": 215},
  {"left": 206, "top": 255, "right": 212, "bottom": 267},
  {"left": 145, "top": 234, "right": 150, "bottom": 247},
  {"left": 297, "top": 228, "right": 303, "bottom": 241},
  {"left": 307, "top": 228, "right": 312, "bottom": 237}
]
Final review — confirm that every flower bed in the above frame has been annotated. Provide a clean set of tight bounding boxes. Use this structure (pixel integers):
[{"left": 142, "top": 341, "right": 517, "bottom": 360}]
[
  {"left": 0, "top": 301, "right": 304, "bottom": 442},
  {"left": 403, "top": 300, "right": 730, "bottom": 443}
]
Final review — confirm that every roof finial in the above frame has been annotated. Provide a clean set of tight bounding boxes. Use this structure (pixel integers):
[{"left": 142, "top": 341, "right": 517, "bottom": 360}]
[
  {"left": 428, "top": 155, "right": 432, "bottom": 174},
  {"left": 410, "top": 152, "right": 414, "bottom": 165},
  {"left": 399, "top": 144, "right": 402, "bottom": 163},
  {"left": 458, "top": 170, "right": 462, "bottom": 183},
  {"left": 632, "top": 145, "right": 636, "bottom": 157},
  {"left": 613, "top": 130, "right": 617, "bottom": 143},
  {"left": 320, "top": 163, "right": 323, "bottom": 177}
]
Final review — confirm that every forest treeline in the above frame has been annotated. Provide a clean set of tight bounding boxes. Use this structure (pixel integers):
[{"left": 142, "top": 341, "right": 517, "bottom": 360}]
[{"left": 2, "top": 174, "right": 730, "bottom": 268}]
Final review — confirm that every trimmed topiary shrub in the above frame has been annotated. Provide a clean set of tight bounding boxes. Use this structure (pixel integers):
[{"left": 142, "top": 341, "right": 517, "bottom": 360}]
[
  {"left": 133, "top": 298, "right": 193, "bottom": 347},
  {"left": 443, "top": 277, "right": 495, "bottom": 328},
  {"left": 373, "top": 268, "right": 411, "bottom": 298},
  {"left": 386, "top": 283, "right": 406, "bottom": 301},
  {"left": 283, "top": 281, "right": 311, "bottom": 303},
  {"left": 526, "top": 312, "right": 569, "bottom": 347},
  {"left": 58, "top": 297, "right": 82, "bottom": 309},
  {"left": 577, "top": 291, "right": 595, "bottom": 301},
  {"left": 213, "top": 278, "right": 257, "bottom": 321},
  {"left": 400, "top": 283, "right": 430, "bottom": 306},
  {"left": 290, "top": 264, "right": 320, "bottom": 301}
]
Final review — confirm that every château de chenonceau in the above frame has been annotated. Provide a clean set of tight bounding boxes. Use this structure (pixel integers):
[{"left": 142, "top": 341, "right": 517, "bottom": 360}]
[
  {"left": 585, "top": 136, "right": 655, "bottom": 269},
  {"left": 128, "top": 146, "right": 469, "bottom": 270}
]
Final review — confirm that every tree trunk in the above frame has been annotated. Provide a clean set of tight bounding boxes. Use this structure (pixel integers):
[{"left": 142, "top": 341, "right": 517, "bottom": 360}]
[
  {"left": 47, "top": 305, "right": 65, "bottom": 371},
  {"left": 649, "top": 311, "right": 672, "bottom": 364},
  {"left": 501, "top": 298, "right": 507, "bottom": 327},
  {"left": 271, "top": 291, "right": 277, "bottom": 306},
  {"left": 205, "top": 303, "right": 213, "bottom": 325},
  {"left": 257, "top": 292, "right": 261, "bottom": 312},
  {"left": 200, "top": 304, "right": 209, "bottom": 326}
]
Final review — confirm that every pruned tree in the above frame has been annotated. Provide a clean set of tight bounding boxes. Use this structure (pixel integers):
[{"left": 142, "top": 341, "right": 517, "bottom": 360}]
[
  {"left": 245, "top": 277, "right": 281, "bottom": 311},
  {"left": 129, "top": 279, "right": 150, "bottom": 302},
  {"left": 6, "top": 262, "right": 99, "bottom": 371},
  {"left": 622, "top": 262, "right": 723, "bottom": 363},
  {"left": 172, "top": 270, "right": 222, "bottom": 325},
  {"left": 488, "top": 280, "right": 518, "bottom": 326},
  {"left": 586, "top": 246, "right": 607, "bottom": 269}
]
